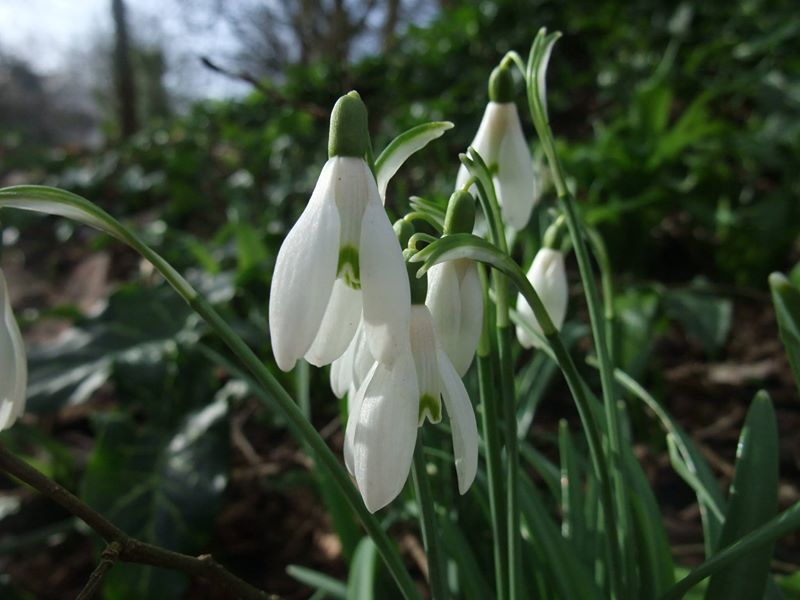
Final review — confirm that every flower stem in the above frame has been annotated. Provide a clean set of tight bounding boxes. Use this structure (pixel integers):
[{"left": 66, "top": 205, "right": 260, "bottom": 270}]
[
  {"left": 477, "top": 266, "right": 508, "bottom": 600},
  {"left": 411, "top": 439, "right": 448, "bottom": 600}
]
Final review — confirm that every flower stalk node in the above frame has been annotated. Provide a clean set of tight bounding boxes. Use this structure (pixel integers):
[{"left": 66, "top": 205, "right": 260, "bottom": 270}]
[{"left": 443, "top": 190, "right": 476, "bottom": 235}]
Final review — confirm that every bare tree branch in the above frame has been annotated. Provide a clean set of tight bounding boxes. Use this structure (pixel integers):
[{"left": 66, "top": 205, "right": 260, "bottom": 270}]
[
  {"left": 0, "top": 444, "right": 275, "bottom": 600},
  {"left": 199, "top": 57, "right": 328, "bottom": 119}
]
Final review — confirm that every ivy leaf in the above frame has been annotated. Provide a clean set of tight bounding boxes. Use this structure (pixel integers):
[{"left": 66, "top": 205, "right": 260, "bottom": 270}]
[{"left": 81, "top": 397, "right": 229, "bottom": 600}]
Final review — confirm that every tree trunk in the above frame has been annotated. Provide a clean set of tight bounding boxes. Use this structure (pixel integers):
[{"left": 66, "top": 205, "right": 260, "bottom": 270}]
[{"left": 111, "top": 0, "right": 138, "bottom": 139}]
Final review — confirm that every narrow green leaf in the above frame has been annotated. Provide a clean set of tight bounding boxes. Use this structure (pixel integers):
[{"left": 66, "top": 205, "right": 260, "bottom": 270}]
[
  {"left": 374, "top": 121, "right": 453, "bottom": 199},
  {"left": 347, "top": 537, "right": 379, "bottom": 600},
  {"left": 287, "top": 565, "right": 347, "bottom": 599},
  {"left": 558, "top": 422, "right": 587, "bottom": 547},
  {"left": 439, "top": 519, "right": 494, "bottom": 600},
  {"left": 705, "top": 391, "right": 779, "bottom": 600},
  {"left": 623, "top": 444, "right": 675, "bottom": 597},
  {"left": 770, "top": 273, "right": 800, "bottom": 394}
]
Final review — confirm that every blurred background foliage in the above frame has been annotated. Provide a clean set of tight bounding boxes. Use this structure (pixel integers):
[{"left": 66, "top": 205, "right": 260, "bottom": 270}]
[{"left": 0, "top": 0, "right": 799, "bottom": 598}]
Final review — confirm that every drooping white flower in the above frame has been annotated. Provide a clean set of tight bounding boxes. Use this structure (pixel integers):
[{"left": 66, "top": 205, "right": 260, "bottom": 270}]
[
  {"left": 0, "top": 269, "right": 27, "bottom": 431},
  {"left": 516, "top": 247, "right": 568, "bottom": 348},
  {"left": 426, "top": 259, "right": 483, "bottom": 376},
  {"left": 269, "top": 93, "right": 410, "bottom": 372},
  {"left": 456, "top": 62, "right": 538, "bottom": 231},
  {"left": 345, "top": 305, "right": 479, "bottom": 513},
  {"left": 455, "top": 101, "right": 537, "bottom": 230}
]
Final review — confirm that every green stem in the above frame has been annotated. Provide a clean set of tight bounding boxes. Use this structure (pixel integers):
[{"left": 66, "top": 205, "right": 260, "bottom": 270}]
[
  {"left": 477, "top": 266, "right": 507, "bottom": 600},
  {"left": 585, "top": 226, "right": 617, "bottom": 363},
  {"left": 411, "top": 440, "right": 448, "bottom": 600},
  {"left": 559, "top": 193, "right": 630, "bottom": 597}
]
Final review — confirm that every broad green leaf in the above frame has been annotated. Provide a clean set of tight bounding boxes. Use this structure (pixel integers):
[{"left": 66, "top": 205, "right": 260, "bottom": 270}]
[
  {"left": 374, "top": 122, "right": 453, "bottom": 200},
  {"left": 287, "top": 565, "right": 347, "bottom": 599},
  {"left": 663, "top": 282, "right": 732, "bottom": 356},
  {"left": 770, "top": 273, "right": 800, "bottom": 394},
  {"left": 81, "top": 397, "right": 229, "bottom": 600},
  {"left": 347, "top": 537, "right": 379, "bottom": 600},
  {"left": 26, "top": 283, "right": 195, "bottom": 412},
  {"left": 706, "top": 391, "right": 779, "bottom": 600}
]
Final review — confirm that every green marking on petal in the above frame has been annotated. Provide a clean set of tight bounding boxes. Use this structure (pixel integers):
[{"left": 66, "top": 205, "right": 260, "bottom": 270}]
[
  {"left": 418, "top": 393, "right": 442, "bottom": 425},
  {"left": 337, "top": 245, "right": 361, "bottom": 289}
]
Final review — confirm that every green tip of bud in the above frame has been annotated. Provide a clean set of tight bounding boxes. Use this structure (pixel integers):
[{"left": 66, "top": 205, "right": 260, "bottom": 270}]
[
  {"left": 328, "top": 91, "right": 369, "bottom": 158},
  {"left": 444, "top": 190, "right": 476, "bottom": 234},
  {"left": 394, "top": 219, "right": 415, "bottom": 249},
  {"left": 488, "top": 63, "right": 515, "bottom": 103}
]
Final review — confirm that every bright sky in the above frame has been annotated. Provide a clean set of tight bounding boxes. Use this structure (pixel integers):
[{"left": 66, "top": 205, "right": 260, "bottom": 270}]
[
  {"left": 0, "top": 0, "right": 249, "bottom": 98},
  {"left": 0, "top": 0, "right": 108, "bottom": 72}
]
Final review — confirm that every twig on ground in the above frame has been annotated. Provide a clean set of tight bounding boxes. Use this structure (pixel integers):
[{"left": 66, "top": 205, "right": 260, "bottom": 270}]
[{"left": 0, "top": 443, "right": 276, "bottom": 600}]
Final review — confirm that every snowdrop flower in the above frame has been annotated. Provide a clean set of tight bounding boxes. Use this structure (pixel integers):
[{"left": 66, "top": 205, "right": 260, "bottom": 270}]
[
  {"left": 455, "top": 61, "right": 537, "bottom": 230},
  {"left": 269, "top": 92, "right": 410, "bottom": 372},
  {"left": 345, "top": 226, "right": 478, "bottom": 512},
  {"left": 425, "top": 191, "right": 483, "bottom": 376},
  {"left": 0, "top": 269, "right": 27, "bottom": 431},
  {"left": 516, "top": 247, "right": 568, "bottom": 348}
]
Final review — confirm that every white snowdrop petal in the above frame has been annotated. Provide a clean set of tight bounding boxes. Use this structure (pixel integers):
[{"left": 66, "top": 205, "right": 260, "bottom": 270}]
[
  {"left": 0, "top": 270, "right": 26, "bottom": 431},
  {"left": 330, "top": 339, "right": 355, "bottom": 399},
  {"left": 437, "top": 349, "right": 478, "bottom": 494},
  {"left": 352, "top": 352, "right": 419, "bottom": 512},
  {"left": 344, "top": 361, "right": 377, "bottom": 477},
  {"left": 516, "top": 248, "right": 568, "bottom": 348},
  {"left": 454, "top": 262, "right": 484, "bottom": 376},
  {"left": 360, "top": 198, "right": 411, "bottom": 364},
  {"left": 495, "top": 105, "right": 536, "bottom": 230},
  {"left": 426, "top": 262, "right": 462, "bottom": 369},
  {"left": 268, "top": 161, "right": 340, "bottom": 372},
  {"left": 305, "top": 279, "right": 362, "bottom": 367}
]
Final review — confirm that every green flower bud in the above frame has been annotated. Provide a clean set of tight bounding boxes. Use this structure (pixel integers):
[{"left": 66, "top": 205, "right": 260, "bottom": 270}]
[
  {"left": 488, "top": 62, "right": 515, "bottom": 103},
  {"left": 443, "top": 190, "right": 476, "bottom": 234},
  {"left": 328, "top": 91, "right": 369, "bottom": 158}
]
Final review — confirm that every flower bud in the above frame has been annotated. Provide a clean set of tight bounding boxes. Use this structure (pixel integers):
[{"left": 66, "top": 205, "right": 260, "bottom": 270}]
[
  {"left": 328, "top": 91, "right": 369, "bottom": 158},
  {"left": 443, "top": 190, "right": 476, "bottom": 235}
]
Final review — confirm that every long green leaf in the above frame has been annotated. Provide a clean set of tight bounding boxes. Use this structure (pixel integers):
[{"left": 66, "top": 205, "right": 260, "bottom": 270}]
[
  {"left": 287, "top": 565, "right": 347, "bottom": 599},
  {"left": 347, "top": 538, "right": 379, "bottom": 600},
  {"left": 705, "top": 391, "right": 779, "bottom": 600},
  {"left": 662, "top": 501, "right": 800, "bottom": 600},
  {"left": 770, "top": 273, "right": 800, "bottom": 394}
]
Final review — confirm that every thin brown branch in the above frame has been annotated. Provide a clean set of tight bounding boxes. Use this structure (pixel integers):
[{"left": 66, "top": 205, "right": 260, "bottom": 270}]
[
  {"left": 76, "top": 541, "right": 122, "bottom": 600},
  {"left": 0, "top": 443, "right": 274, "bottom": 600},
  {"left": 199, "top": 56, "right": 328, "bottom": 119}
]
